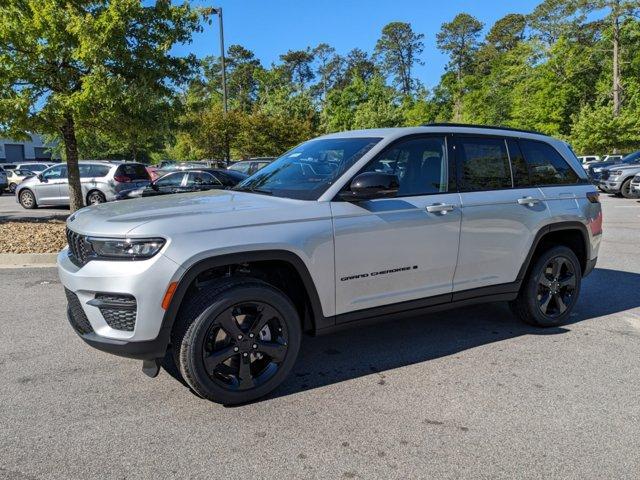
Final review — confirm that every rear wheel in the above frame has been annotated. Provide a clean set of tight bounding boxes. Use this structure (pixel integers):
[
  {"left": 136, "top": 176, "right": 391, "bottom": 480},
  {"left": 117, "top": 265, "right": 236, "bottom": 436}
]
[
  {"left": 8, "top": 183, "right": 17, "bottom": 193},
  {"left": 173, "top": 278, "right": 301, "bottom": 405},
  {"left": 511, "top": 246, "right": 581, "bottom": 327},
  {"left": 19, "top": 189, "right": 37, "bottom": 209},
  {"left": 87, "top": 190, "right": 106, "bottom": 205}
]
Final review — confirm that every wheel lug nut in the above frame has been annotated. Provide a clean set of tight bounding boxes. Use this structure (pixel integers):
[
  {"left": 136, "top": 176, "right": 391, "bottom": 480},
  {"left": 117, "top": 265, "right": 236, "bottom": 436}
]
[
  {"left": 237, "top": 334, "right": 243, "bottom": 340},
  {"left": 252, "top": 344, "right": 257, "bottom": 349},
  {"left": 249, "top": 333, "right": 254, "bottom": 338},
  {"left": 243, "top": 352, "right": 248, "bottom": 357},
  {"left": 233, "top": 347, "right": 239, "bottom": 352}
]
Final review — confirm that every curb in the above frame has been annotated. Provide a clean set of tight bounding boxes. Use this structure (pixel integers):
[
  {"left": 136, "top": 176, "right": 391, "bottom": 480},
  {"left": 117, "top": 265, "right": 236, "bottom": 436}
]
[{"left": 0, "top": 253, "right": 58, "bottom": 268}]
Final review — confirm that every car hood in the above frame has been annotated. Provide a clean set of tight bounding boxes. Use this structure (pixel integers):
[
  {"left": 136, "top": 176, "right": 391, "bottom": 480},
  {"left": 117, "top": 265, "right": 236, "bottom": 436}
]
[
  {"left": 67, "top": 189, "right": 324, "bottom": 237},
  {"left": 606, "top": 163, "right": 640, "bottom": 171}
]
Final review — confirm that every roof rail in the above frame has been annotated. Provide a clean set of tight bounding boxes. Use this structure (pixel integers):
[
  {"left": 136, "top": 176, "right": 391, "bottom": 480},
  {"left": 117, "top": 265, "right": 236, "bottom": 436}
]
[{"left": 421, "top": 122, "right": 544, "bottom": 136}]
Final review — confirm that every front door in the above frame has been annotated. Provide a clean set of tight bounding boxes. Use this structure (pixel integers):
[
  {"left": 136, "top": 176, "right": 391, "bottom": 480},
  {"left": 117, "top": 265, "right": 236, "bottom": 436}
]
[
  {"left": 331, "top": 135, "right": 462, "bottom": 318},
  {"left": 34, "top": 164, "right": 67, "bottom": 204}
]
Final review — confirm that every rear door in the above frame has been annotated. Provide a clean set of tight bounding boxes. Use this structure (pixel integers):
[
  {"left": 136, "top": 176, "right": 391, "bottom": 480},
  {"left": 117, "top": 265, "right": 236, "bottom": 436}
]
[
  {"left": 332, "top": 135, "right": 462, "bottom": 317},
  {"left": 452, "top": 135, "right": 550, "bottom": 293}
]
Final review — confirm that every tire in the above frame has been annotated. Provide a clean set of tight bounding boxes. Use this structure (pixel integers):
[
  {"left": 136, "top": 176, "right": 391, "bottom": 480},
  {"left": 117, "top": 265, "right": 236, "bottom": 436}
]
[
  {"left": 172, "top": 277, "right": 301, "bottom": 405},
  {"left": 8, "top": 183, "right": 17, "bottom": 194},
  {"left": 510, "top": 246, "right": 581, "bottom": 327},
  {"left": 19, "top": 189, "right": 37, "bottom": 209},
  {"left": 620, "top": 178, "right": 633, "bottom": 199},
  {"left": 87, "top": 190, "right": 106, "bottom": 205}
]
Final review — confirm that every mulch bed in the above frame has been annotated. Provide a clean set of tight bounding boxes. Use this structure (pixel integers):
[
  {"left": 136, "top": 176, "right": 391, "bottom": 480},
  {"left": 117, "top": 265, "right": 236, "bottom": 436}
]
[{"left": 0, "top": 218, "right": 67, "bottom": 254}]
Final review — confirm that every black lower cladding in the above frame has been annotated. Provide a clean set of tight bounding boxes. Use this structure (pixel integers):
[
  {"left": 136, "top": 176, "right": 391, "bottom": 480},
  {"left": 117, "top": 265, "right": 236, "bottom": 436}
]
[{"left": 65, "top": 288, "right": 94, "bottom": 335}]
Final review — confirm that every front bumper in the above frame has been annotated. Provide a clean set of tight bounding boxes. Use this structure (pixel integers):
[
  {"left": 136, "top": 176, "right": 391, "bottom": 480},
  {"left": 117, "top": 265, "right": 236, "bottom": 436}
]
[
  {"left": 58, "top": 248, "right": 185, "bottom": 359},
  {"left": 599, "top": 180, "right": 621, "bottom": 192}
]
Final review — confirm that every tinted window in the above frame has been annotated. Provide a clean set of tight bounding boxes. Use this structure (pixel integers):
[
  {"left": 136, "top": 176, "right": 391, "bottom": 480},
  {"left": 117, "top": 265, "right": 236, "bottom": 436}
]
[
  {"left": 235, "top": 137, "right": 381, "bottom": 200},
  {"left": 228, "top": 162, "right": 252, "bottom": 174},
  {"left": 187, "top": 171, "right": 220, "bottom": 186},
  {"left": 115, "top": 163, "right": 150, "bottom": 180},
  {"left": 361, "top": 136, "right": 448, "bottom": 196},
  {"left": 456, "top": 137, "right": 512, "bottom": 191},
  {"left": 42, "top": 164, "right": 67, "bottom": 180},
  {"left": 506, "top": 139, "right": 531, "bottom": 187},
  {"left": 79, "top": 164, "right": 111, "bottom": 178},
  {"left": 155, "top": 172, "right": 185, "bottom": 187},
  {"left": 520, "top": 140, "right": 579, "bottom": 185},
  {"left": 215, "top": 170, "right": 247, "bottom": 186}
]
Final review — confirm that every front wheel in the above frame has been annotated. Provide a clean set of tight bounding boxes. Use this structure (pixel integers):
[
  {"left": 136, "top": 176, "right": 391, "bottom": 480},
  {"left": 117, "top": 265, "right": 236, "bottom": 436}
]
[
  {"left": 8, "top": 183, "right": 17, "bottom": 194},
  {"left": 510, "top": 246, "right": 582, "bottom": 327},
  {"left": 19, "top": 189, "right": 37, "bottom": 209},
  {"left": 620, "top": 178, "right": 634, "bottom": 199},
  {"left": 173, "top": 278, "right": 301, "bottom": 405}
]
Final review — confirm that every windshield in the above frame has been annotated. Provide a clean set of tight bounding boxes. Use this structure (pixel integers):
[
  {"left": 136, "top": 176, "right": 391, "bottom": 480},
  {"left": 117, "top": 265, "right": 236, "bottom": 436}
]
[
  {"left": 233, "top": 137, "right": 381, "bottom": 200},
  {"left": 621, "top": 151, "right": 640, "bottom": 164}
]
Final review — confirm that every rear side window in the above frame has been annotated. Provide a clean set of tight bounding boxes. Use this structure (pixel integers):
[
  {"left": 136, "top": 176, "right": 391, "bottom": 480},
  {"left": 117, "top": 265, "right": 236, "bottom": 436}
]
[
  {"left": 115, "top": 163, "right": 150, "bottom": 181},
  {"left": 456, "top": 137, "right": 512, "bottom": 191},
  {"left": 79, "top": 164, "right": 110, "bottom": 178},
  {"left": 519, "top": 140, "right": 579, "bottom": 186}
]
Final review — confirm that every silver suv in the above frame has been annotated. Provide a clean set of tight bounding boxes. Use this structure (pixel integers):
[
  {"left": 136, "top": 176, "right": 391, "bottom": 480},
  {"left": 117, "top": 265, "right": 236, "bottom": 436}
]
[
  {"left": 16, "top": 161, "right": 150, "bottom": 209},
  {"left": 58, "top": 125, "right": 602, "bottom": 404}
]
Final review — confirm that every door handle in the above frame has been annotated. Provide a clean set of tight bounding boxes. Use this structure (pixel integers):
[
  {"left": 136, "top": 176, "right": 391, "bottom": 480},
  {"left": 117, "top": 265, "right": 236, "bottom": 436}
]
[
  {"left": 517, "top": 197, "right": 541, "bottom": 206},
  {"left": 426, "top": 203, "right": 455, "bottom": 213}
]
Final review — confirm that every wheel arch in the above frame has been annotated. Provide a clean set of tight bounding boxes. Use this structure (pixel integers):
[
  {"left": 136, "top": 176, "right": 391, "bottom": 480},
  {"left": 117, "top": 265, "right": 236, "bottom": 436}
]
[
  {"left": 517, "top": 222, "right": 591, "bottom": 283},
  {"left": 159, "top": 250, "right": 330, "bottom": 351}
]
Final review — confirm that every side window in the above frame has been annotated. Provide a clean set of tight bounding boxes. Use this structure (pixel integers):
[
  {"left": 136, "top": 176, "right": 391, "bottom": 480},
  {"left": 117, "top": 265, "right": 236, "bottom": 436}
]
[
  {"left": 506, "top": 139, "right": 531, "bottom": 187},
  {"left": 187, "top": 171, "right": 220, "bottom": 186},
  {"left": 42, "top": 165, "right": 67, "bottom": 180},
  {"left": 456, "top": 136, "right": 512, "bottom": 191},
  {"left": 155, "top": 172, "right": 185, "bottom": 187},
  {"left": 79, "top": 164, "right": 111, "bottom": 178},
  {"left": 362, "top": 136, "right": 448, "bottom": 196},
  {"left": 519, "top": 140, "right": 579, "bottom": 185}
]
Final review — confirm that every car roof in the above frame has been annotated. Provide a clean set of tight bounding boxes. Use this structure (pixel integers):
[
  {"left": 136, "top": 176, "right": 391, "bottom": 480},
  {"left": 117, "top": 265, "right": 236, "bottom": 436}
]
[{"left": 318, "top": 125, "right": 555, "bottom": 143}]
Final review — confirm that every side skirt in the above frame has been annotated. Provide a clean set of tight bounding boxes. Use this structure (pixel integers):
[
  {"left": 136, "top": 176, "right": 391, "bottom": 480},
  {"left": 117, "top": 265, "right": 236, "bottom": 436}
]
[{"left": 315, "top": 282, "right": 520, "bottom": 336}]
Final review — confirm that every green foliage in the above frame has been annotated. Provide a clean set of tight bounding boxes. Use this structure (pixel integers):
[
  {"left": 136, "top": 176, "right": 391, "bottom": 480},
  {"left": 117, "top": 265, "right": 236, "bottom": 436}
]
[{"left": 374, "top": 22, "right": 425, "bottom": 95}]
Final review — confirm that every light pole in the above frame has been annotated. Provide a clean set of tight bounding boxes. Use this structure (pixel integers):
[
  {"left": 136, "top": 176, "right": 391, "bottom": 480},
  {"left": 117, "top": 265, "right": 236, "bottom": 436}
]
[{"left": 211, "top": 6, "right": 229, "bottom": 164}]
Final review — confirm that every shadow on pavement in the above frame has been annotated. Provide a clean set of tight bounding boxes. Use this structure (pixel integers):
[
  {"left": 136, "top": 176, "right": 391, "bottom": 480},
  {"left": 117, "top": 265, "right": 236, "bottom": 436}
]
[{"left": 263, "top": 267, "right": 640, "bottom": 400}]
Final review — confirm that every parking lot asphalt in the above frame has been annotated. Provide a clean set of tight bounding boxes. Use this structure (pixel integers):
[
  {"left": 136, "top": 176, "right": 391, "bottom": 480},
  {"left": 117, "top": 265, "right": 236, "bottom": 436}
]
[
  {"left": 0, "top": 191, "right": 69, "bottom": 221},
  {"left": 1, "top": 195, "right": 639, "bottom": 480}
]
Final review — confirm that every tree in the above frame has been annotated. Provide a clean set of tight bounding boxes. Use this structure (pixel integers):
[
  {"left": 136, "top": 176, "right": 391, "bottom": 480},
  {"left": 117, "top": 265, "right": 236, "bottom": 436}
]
[
  {"left": 312, "top": 43, "right": 342, "bottom": 103},
  {"left": 436, "top": 13, "right": 484, "bottom": 119},
  {"left": 0, "top": 0, "right": 204, "bottom": 211},
  {"left": 374, "top": 22, "right": 425, "bottom": 96},
  {"left": 486, "top": 14, "right": 527, "bottom": 51},
  {"left": 279, "top": 49, "right": 315, "bottom": 92},
  {"left": 341, "top": 48, "right": 378, "bottom": 85},
  {"left": 226, "top": 45, "right": 262, "bottom": 112}
]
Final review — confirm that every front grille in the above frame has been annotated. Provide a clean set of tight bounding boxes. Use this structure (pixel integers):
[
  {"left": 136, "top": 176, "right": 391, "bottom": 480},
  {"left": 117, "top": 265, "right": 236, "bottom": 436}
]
[
  {"left": 601, "top": 170, "right": 610, "bottom": 180},
  {"left": 93, "top": 294, "right": 137, "bottom": 332},
  {"left": 66, "top": 228, "right": 92, "bottom": 267},
  {"left": 65, "top": 288, "right": 94, "bottom": 335}
]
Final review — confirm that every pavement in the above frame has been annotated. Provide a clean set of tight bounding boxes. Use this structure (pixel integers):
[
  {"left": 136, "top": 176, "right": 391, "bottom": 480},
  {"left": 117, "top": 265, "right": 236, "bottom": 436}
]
[
  {"left": 1, "top": 195, "right": 639, "bottom": 480},
  {"left": 0, "top": 191, "right": 69, "bottom": 221}
]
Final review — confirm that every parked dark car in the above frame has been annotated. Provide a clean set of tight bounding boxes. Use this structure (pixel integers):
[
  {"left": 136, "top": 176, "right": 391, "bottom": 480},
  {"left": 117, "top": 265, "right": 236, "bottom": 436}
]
[
  {"left": 228, "top": 157, "right": 274, "bottom": 175},
  {"left": 115, "top": 169, "right": 247, "bottom": 200},
  {"left": 588, "top": 150, "right": 640, "bottom": 185}
]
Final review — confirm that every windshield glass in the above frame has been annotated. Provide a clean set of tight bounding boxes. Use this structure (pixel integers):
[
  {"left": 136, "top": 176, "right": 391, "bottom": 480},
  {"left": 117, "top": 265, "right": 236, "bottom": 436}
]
[
  {"left": 233, "top": 137, "right": 381, "bottom": 200},
  {"left": 621, "top": 151, "right": 640, "bottom": 164}
]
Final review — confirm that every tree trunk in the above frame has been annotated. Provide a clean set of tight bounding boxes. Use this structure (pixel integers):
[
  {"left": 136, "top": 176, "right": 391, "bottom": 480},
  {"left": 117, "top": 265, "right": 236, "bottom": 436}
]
[
  {"left": 60, "top": 115, "right": 84, "bottom": 212},
  {"left": 612, "top": 6, "right": 621, "bottom": 117}
]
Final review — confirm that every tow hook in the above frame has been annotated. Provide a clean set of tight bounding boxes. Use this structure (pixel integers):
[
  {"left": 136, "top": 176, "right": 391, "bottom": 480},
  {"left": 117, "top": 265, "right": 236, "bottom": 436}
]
[{"left": 142, "top": 358, "right": 161, "bottom": 378}]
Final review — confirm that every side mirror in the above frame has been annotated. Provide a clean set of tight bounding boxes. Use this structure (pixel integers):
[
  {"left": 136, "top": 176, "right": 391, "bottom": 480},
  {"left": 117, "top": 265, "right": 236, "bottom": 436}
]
[
  {"left": 37, "top": 173, "right": 45, "bottom": 182},
  {"left": 339, "top": 172, "right": 400, "bottom": 201}
]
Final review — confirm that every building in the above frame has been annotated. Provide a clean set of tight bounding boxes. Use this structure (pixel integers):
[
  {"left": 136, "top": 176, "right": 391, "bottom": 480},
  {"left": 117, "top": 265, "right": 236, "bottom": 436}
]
[{"left": 0, "top": 134, "right": 60, "bottom": 163}]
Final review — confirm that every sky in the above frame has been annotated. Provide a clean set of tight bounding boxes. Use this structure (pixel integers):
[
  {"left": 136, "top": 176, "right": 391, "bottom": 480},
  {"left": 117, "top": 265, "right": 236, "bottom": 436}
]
[{"left": 172, "top": 0, "right": 542, "bottom": 89}]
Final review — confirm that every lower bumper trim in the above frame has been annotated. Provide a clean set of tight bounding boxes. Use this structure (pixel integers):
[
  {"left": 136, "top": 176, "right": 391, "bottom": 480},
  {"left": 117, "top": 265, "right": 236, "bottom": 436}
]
[{"left": 67, "top": 308, "right": 168, "bottom": 360}]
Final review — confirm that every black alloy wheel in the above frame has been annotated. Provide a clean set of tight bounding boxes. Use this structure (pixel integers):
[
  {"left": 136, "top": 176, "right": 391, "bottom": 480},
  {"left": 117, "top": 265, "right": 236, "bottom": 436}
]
[
  {"left": 536, "top": 256, "right": 577, "bottom": 318},
  {"left": 202, "top": 302, "right": 289, "bottom": 391}
]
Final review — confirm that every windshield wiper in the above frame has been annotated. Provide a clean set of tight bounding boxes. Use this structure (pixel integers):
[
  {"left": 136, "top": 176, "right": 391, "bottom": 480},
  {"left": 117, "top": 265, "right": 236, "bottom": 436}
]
[{"left": 233, "top": 186, "right": 273, "bottom": 195}]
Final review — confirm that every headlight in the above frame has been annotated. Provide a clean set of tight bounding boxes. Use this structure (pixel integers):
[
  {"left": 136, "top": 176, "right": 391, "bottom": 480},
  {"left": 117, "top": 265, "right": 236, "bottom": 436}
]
[
  {"left": 612, "top": 170, "right": 623, "bottom": 176},
  {"left": 88, "top": 237, "right": 165, "bottom": 260}
]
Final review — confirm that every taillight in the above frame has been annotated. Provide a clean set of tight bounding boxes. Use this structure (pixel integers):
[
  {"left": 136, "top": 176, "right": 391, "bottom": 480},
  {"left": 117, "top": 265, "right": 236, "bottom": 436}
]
[
  {"left": 586, "top": 191, "right": 600, "bottom": 203},
  {"left": 114, "top": 175, "right": 131, "bottom": 183}
]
